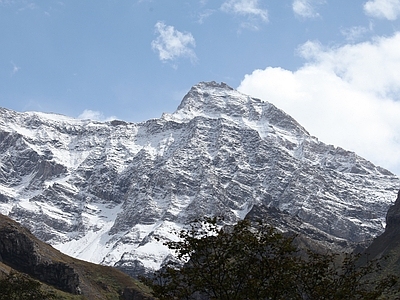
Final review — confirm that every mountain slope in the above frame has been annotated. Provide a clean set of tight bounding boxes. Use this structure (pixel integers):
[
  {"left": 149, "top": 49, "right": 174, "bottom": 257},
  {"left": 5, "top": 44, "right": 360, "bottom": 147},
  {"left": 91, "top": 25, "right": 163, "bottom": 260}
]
[
  {"left": 0, "top": 81, "right": 398, "bottom": 276},
  {"left": 0, "top": 213, "right": 154, "bottom": 299}
]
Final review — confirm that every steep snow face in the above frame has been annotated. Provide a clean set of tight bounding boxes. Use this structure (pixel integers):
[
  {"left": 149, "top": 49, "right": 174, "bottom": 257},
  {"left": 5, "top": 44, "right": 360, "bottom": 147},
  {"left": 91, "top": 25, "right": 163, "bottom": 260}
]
[{"left": 0, "top": 82, "right": 399, "bottom": 276}]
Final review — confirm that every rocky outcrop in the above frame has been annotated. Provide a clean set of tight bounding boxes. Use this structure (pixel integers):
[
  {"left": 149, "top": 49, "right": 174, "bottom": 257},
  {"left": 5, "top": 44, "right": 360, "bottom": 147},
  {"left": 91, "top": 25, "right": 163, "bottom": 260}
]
[
  {"left": 0, "top": 215, "right": 81, "bottom": 294},
  {"left": 121, "top": 287, "right": 156, "bottom": 300}
]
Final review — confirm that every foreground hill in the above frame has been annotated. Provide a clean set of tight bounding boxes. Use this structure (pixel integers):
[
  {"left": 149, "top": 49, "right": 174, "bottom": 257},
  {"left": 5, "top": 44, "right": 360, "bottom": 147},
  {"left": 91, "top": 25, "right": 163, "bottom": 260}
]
[
  {"left": 0, "top": 214, "right": 154, "bottom": 299},
  {"left": 364, "top": 191, "right": 400, "bottom": 271},
  {"left": 0, "top": 81, "right": 398, "bottom": 276}
]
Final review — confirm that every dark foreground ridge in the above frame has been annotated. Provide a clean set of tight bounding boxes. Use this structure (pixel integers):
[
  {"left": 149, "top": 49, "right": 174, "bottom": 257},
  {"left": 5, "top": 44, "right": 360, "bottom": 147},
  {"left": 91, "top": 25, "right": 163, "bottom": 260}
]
[
  {"left": 0, "top": 213, "right": 155, "bottom": 299},
  {"left": 364, "top": 191, "right": 400, "bottom": 271}
]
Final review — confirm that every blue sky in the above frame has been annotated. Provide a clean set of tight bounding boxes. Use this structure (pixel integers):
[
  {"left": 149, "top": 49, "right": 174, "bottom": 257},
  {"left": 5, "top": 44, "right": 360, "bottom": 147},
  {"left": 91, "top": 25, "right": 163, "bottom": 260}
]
[{"left": 1, "top": 0, "right": 400, "bottom": 175}]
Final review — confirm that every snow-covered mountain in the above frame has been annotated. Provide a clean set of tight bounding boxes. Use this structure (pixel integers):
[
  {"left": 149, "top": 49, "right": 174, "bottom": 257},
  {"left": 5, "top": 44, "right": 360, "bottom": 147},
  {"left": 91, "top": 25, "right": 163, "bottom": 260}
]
[{"left": 0, "top": 81, "right": 398, "bottom": 276}]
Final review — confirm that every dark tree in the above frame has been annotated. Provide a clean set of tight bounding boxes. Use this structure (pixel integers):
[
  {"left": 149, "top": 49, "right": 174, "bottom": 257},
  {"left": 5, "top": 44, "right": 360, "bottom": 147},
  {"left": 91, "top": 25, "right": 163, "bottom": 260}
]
[
  {"left": 297, "top": 251, "right": 398, "bottom": 300},
  {"left": 142, "top": 218, "right": 398, "bottom": 300}
]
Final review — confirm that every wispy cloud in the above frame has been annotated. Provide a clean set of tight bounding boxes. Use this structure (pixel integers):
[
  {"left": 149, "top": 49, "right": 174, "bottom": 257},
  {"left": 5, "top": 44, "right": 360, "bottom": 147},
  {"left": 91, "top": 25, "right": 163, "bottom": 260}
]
[
  {"left": 340, "top": 25, "right": 371, "bottom": 42},
  {"left": 292, "top": 0, "right": 326, "bottom": 19},
  {"left": 151, "top": 21, "right": 196, "bottom": 64},
  {"left": 10, "top": 61, "right": 20, "bottom": 76},
  {"left": 363, "top": 0, "right": 400, "bottom": 20},
  {"left": 197, "top": 8, "right": 215, "bottom": 24},
  {"left": 17, "top": 2, "right": 37, "bottom": 11},
  {"left": 221, "top": 0, "right": 268, "bottom": 23},
  {"left": 239, "top": 33, "right": 400, "bottom": 175},
  {"left": 78, "top": 110, "right": 116, "bottom": 122},
  {"left": 0, "top": 0, "right": 13, "bottom": 5}
]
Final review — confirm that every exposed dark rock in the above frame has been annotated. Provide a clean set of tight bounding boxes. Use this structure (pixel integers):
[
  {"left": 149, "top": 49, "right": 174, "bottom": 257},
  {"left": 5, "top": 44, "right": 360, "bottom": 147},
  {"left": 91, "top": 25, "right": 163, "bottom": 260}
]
[
  {"left": 110, "top": 120, "right": 128, "bottom": 126},
  {"left": 121, "top": 287, "right": 155, "bottom": 300},
  {"left": 115, "top": 260, "right": 149, "bottom": 279},
  {"left": 0, "top": 215, "right": 81, "bottom": 294}
]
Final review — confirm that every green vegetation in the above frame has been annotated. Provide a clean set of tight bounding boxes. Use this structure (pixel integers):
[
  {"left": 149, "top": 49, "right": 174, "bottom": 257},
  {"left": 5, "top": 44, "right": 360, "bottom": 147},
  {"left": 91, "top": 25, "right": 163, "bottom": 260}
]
[
  {"left": 0, "top": 272, "right": 56, "bottom": 300},
  {"left": 78, "top": 262, "right": 155, "bottom": 299},
  {"left": 142, "top": 218, "right": 398, "bottom": 300},
  {"left": 0, "top": 268, "right": 153, "bottom": 300}
]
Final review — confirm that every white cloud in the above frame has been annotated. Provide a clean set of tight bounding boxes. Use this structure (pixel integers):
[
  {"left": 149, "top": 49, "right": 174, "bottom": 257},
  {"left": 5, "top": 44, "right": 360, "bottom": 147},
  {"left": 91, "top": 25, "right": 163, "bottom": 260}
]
[
  {"left": 151, "top": 21, "right": 196, "bottom": 63},
  {"left": 238, "top": 32, "right": 400, "bottom": 175},
  {"left": 292, "top": 0, "right": 325, "bottom": 18},
  {"left": 221, "top": 0, "right": 268, "bottom": 23},
  {"left": 78, "top": 110, "right": 116, "bottom": 122},
  {"left": 364, "top": 0, "right": 400, "bottom": 20}
]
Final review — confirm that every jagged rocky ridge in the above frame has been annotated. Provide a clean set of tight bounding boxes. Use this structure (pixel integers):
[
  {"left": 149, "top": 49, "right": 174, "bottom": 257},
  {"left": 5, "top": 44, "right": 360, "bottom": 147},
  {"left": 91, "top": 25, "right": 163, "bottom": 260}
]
[{"left": 0, "top": 81, "right": 398, "bottom": 276}]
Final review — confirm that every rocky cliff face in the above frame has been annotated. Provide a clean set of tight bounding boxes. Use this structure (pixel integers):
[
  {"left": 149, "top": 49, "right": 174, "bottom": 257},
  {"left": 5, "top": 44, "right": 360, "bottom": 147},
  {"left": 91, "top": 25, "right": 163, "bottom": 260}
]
[
  {"left": 0, "top": 215, "right": 80, "bottom": 294},
  {"left": 0, "top": 81, "right": 398, "bottom": 276}
]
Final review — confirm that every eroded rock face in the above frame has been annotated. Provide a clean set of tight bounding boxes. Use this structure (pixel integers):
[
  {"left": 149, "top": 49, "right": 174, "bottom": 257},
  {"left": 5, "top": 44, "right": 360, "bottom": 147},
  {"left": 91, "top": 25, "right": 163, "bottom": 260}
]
[
  {"left": 0, "top": 216, "right": 81, "bottom": 294},
  {"left": 245, "top": 204, "right": 352, "bottom": 253},
  {"left": 0, "top": 82, "right": 399, "bottom": 276}
]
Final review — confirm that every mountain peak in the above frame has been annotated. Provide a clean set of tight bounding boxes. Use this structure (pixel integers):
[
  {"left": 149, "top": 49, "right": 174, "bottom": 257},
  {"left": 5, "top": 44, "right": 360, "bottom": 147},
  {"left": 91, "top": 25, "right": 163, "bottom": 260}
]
[
  {"left": 164, "top": 81, "right": 310, "bottom": 138},
  {"left": 171, "top": 81, "right": 250, "bottom": 119},
  {"left": 0, "top": 83, "right": 399, "bottom": 278},
  {"left": 194, "top": 81, "right": 235, "bottom": 90}
]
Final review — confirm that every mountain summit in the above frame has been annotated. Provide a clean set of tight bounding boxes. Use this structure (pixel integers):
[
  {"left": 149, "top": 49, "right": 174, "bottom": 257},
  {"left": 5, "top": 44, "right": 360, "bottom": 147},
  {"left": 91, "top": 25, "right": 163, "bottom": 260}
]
[
  {"left": 0, "top": 82, "right": 398, "bottom": 276},
  {"left": 164, "top": 81, "right": 308, "bottom": 138}
]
